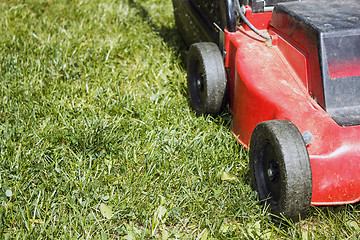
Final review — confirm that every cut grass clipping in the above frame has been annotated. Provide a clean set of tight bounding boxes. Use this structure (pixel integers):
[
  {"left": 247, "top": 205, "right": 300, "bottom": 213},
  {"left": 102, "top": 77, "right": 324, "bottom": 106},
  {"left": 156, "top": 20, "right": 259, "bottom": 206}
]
[{"left": 1, "top": 0, "right": 360, "bottom": 239}]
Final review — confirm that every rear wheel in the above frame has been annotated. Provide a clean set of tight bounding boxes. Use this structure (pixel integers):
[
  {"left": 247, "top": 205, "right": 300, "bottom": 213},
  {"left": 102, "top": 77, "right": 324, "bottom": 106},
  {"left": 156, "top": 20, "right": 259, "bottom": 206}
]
[
  {"left": 187, "top": 42, "right": 227, "bottom": 115},
  {"left": 249, "top": 120, "right": 312, "bottom": 221}
]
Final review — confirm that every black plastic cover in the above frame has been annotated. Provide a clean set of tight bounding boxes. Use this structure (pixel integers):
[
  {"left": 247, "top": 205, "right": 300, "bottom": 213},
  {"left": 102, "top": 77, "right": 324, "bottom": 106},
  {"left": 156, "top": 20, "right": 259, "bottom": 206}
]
[
  {"left": 189, "top": 0, "right": 222, "bottom": 28},
  {"left": 172, "top": 0, "right": 215, "bottom": 45},
  {"left": 322, "top": 34, "right": 360, "bottom": 126},
  {"left": 270, "top": 0, "right": 360, "bottom": 126},
  {"left": 190, "top": 0, "right": 237, "bottom": 32},
  {"left": 172, "top": 0, "right": 237, "bottom": 46},
  {"left": 239, "top": 0, "right": 300, "bottom": 13}
]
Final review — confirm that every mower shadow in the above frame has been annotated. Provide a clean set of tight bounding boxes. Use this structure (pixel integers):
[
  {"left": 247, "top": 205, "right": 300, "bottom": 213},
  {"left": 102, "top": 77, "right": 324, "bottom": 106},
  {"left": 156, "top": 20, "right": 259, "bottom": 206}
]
[
  {"left": 126, "top": 0, "right": 239, "bottom": 130},
  {"left": 127, "top": 0, "right": 188, "bottom": 66},
  {"left": 127, "top": 1, "right": 241, "bottom": 135}
]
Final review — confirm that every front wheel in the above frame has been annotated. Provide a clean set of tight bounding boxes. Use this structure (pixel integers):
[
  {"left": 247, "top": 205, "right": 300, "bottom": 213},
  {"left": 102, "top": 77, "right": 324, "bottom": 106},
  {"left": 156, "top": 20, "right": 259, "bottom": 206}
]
[
  {"left": 249, "top": 120, "right": 312, "bottom": 221},
  {"left": 187, "top": 42, "right": 227, "bottom": 115}
]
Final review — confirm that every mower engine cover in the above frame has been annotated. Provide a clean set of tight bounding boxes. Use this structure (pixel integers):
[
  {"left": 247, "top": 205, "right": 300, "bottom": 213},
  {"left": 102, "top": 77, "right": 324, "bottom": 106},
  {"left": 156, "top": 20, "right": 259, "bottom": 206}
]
[{"left": 271, "top": 0, "right": 360, "bottom": 126}]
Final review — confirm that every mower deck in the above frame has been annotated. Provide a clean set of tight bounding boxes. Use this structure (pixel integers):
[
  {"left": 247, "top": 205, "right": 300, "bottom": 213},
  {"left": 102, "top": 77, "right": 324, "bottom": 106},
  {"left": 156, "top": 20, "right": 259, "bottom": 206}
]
[
  {"left": 225, "top": 26, "right": 360, "bottom": 205},
  {"left": 173, "top": 0, "right": 360, "bottom": 219}
]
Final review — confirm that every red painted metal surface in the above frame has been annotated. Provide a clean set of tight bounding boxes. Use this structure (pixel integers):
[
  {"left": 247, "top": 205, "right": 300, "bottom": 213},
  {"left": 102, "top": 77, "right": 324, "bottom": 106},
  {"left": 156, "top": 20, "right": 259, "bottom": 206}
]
[
  {"left": 243, "top": 6, "right": 272, "bottom": 31},
  {"left": 225, "top": 11, "right": 360, "bottom": 205}
]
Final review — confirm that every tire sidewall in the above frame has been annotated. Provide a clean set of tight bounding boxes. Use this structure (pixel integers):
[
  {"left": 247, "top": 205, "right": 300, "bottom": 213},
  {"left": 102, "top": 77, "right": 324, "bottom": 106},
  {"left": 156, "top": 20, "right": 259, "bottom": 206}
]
[
  {"left": 249, "top": 120, "right": 312, "bottom": 220},
  {"left": 187, "top": 42, "right": 226, "bottom": 115}
]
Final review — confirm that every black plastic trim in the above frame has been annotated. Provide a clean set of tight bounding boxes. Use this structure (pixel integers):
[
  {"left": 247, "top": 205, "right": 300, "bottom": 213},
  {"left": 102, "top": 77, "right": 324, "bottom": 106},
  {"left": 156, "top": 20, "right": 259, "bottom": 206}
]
[{"left": 221, "top": 0, "right": 237, "bottom": 32}]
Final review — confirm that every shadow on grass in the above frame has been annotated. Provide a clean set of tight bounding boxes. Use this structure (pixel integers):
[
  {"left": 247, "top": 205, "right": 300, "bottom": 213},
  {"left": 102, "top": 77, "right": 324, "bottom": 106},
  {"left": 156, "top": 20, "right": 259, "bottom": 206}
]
[
  {"left": 127, "top": 0, "right": 234, "bottom": 129},
  {"left": 127, "top": 0, "right": 244, "bottom": 135},
  {"left": 127, "top": 0, "right": 188, "bottom": 66}
]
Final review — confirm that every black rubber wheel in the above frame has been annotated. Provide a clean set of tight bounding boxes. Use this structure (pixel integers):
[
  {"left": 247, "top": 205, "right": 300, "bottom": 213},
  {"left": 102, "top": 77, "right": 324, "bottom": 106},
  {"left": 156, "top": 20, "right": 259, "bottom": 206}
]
[
  {"left": 187, "top": 42, "right": 227, "bottom": 115},
  {"left": 249, "top": 120, "right": 312, "bottom": 221}
]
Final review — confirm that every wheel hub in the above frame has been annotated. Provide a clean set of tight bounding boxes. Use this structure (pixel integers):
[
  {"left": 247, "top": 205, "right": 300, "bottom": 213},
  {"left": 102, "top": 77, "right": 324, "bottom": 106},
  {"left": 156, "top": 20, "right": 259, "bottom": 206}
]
[
  {"left": 196, "top": 74, "right": 204, "bottom": 92},
  {"left": 267, "top": 167, "right": 275, "bottom": 181},
  {"left": 267, "top": 163, "right": 277, "bottom": 181}
]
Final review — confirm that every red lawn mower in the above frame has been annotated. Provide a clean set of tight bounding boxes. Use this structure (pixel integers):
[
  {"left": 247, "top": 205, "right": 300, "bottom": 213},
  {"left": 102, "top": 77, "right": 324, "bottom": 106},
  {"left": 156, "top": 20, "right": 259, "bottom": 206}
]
[{"left": 172, "top": 0, "right": 360, "bottom": 221}]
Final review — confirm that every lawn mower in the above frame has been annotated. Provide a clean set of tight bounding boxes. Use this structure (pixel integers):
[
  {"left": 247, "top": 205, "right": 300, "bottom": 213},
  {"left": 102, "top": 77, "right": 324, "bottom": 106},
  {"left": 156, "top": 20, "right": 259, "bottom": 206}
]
[{"left": 172, "top": 0, "right": 360, "bottom": 221}]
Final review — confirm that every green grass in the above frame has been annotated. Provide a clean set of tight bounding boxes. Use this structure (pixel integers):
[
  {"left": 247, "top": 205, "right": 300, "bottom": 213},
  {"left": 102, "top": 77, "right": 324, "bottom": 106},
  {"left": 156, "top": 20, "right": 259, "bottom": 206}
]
[{"left": 1, "top": 0, "right": 360, "bottom": 239}]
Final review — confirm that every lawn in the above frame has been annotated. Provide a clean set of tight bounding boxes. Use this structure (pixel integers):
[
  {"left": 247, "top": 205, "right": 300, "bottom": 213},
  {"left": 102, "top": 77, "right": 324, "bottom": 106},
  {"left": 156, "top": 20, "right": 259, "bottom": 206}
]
[{"left": 0, "top": 0, "right": 360, "bottom": 239}]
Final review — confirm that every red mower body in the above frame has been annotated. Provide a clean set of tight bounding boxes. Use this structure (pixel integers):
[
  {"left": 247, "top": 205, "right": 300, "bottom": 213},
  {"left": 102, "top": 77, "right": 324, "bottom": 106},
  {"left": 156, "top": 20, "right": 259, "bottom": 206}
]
[
  {"left": 225, "top": 5, "right": 360, "bottom": 205},
  {"left": 173, "top": 0, "right": 360, "bottom": 216}
]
